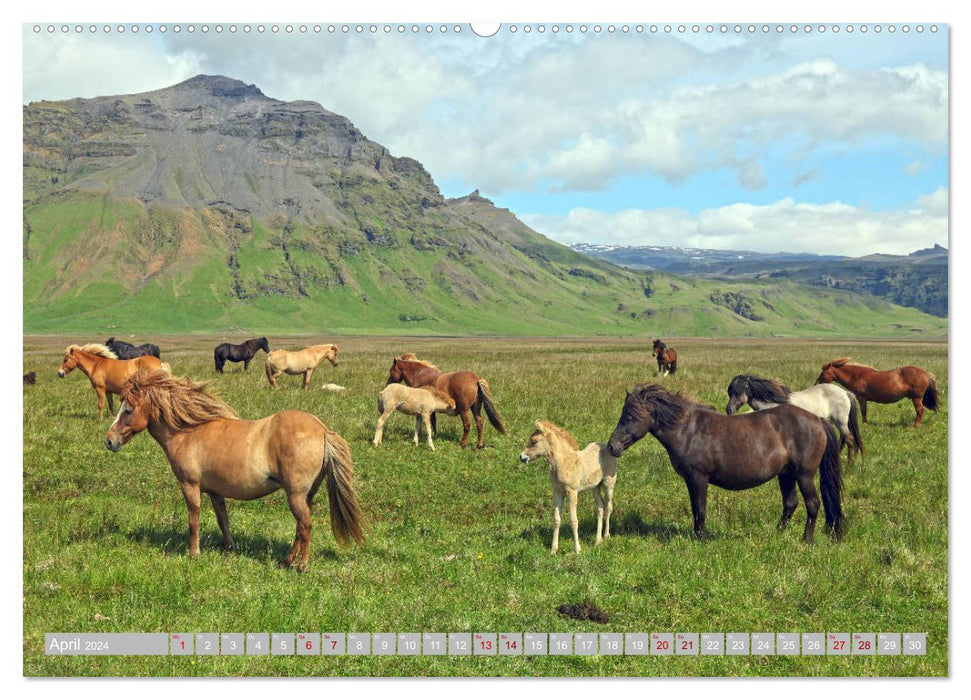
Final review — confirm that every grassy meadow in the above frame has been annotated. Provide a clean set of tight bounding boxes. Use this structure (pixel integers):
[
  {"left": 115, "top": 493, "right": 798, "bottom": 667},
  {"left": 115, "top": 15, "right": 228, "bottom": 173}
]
[{"left": 22, "top": 335, "right": 948, "bottom": 676}]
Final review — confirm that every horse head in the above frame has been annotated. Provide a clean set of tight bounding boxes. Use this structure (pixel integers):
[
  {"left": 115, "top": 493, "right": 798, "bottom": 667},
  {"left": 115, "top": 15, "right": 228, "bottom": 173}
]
[
  {"left": 725, "top": 375, "right": 750, "bottom": 414},
  {"left": 815, "top": 358, "right": 850, "bottom": 385},
  {"left": 58, "top": 347, "right": 79, "bottom": 378},
  {"left": 520, "top": 420, "right": 562, "bottom": 464},
  {"left": 105, "top": 373, "right": 154, "bottom": 451},
  {"left": 607, "top": 384, "right": 662, "bottom": 456},
  {"left": 259, "top": 337, "right": 270, "bottom": 353},
  {"left": 386, "top": 358, "right": 405, "bottom": 385}
]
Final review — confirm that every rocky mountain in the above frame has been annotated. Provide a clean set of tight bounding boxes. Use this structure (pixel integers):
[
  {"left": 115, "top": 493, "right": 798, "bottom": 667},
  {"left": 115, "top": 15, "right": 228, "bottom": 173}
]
[
  {"left": 573, "top": 242, "right": 948, "bottom": 318},
  {"left": 22, "top": 76, "right": 946, "bottom": 337}
]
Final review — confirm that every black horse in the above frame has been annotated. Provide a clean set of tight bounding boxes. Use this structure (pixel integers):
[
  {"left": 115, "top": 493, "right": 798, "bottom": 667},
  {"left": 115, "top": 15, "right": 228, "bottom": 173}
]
[
  {"left": 214, "top": 337, "right": 270, "bottom": 373},
  {"left": 105, "top": 337, "right": 161, "bottom": 359},
  {"left": 607, "top": 384, "right": 843, "bottom": 543}
]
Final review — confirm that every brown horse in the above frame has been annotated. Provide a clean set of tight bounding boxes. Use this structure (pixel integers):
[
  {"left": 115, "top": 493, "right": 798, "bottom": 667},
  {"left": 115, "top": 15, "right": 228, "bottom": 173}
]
[
  {"left": 607, "top": 384, "right": 843, "bottom": 542},
  {"left": 386, "top": 357, "right": 507, "bottom": 449},
  {"left": 58, "top": 344, "right": 165, "bottom": 418},
  {"left": 104, "top": 370, "right": 364, "bottom": 571},
  {"left": 815, "top": 358, "right": 939, "bottom": 427},
  {"left": 652, "top": 340, "right": 678, "bottom": 375},
  {"left": 264, "top": 344, "right": 338, "bottom": 389}
]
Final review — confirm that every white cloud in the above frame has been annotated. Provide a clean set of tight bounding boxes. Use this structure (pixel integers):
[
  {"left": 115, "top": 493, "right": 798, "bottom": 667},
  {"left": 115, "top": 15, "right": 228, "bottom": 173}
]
[{"left": 521, "top": 191, "right": 948, "bottom": 257}]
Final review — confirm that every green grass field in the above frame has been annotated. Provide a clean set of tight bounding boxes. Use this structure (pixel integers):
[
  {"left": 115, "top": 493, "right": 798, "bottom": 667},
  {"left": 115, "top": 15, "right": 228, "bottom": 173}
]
[{"left": 22, "top": 335, "right": 947, "bottom": 677}]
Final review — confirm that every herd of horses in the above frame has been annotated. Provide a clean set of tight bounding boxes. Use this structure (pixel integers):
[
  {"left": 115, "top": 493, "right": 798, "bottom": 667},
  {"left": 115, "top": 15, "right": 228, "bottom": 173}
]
[{"left": 45, "top": 334, "right": 940, "bottom": 569}]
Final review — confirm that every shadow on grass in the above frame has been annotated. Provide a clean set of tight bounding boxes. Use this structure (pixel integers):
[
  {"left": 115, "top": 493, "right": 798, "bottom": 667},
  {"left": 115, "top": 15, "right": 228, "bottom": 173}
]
[
  {"left": 128, "top": 526, "right": 341, "bottom": 565},
  {"left": 518, "top": 512, "right": 692, "bottom": 544}
]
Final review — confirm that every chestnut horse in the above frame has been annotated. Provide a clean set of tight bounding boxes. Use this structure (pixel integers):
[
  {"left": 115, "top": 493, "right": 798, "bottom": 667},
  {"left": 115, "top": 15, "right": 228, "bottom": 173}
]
[
  {"left": 265, "top": 344, "right": 338, "bottom": 389},
  {"left": 386, "top": 357, "right": 507, "bottom": 449},
  {"left": 58, "top": 344, "right": 165, "bottom": 418},
  {"left": 607, "top": 384, "right": 843, "bottom": 543},
  {"left": 815, "top": 358, "right": 939, "bottom": 427},
  {"left": 652, "top": 340, "right": 678, "bottom": 375},
  {"left": 105, "top": 370, "right": 364, "bottom": 571}
]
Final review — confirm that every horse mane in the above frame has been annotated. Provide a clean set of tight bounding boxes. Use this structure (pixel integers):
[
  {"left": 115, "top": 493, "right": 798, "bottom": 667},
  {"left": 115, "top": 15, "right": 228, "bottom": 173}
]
[
  {"left": 732, "top": 375, "right": 791, "bottom": 403},
  {"left": 824, "top": 357, "right": 876, "bottom": 371},
  {"left": 653, "top": 339, "right": 667, "bottom": 350},
  {"left": 67, "top": 343, "right": 118, "bottom": 359},
  {"left": 121, "top": 369, "right": 238, "bottom": 431},
  {"left": 535, "top": 419, "right": 581, "bottom": 451},
  {"left": 398, "top": 354, "right": 440, "bottom": 371},
  {"left": 628, "top": 383, "right": 693, "bottom": 431}
]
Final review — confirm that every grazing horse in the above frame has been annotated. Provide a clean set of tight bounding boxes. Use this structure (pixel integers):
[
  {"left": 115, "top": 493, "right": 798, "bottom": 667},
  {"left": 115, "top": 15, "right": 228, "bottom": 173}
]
[
  {"left": 104, "top": 370, "right": 365, "bottom": 571},
  {"left": 726, "top": 374, "right": 864, "bottom": 461},
  {"left": 815, "top": 358, "right": 939, "bottom": 427},
  {"left": 58, "top": 344, "right": 164, "bottom": 418},
  {"left": 214, "top": 337, "right": 270, "bottom": 373},
  {"left": 105, "top": 337, "right": 161, "bottom": 359},
  {"left": 652, "top": 340, "right": 678, "bottom": 375},
  {"left": 264, "top": 344, "right": 338, "bottom": 390},
  {"left": 519, "top": 420, "right": 617, "bottom": 554},
  {"left": 373, "top": 384, "right": 457, "bottom": 450},
  {"left": 607, "top": 384, "right": 843, "bottom": 543},
  {"left": 386, "top": 357, "right": 507, "bottom": 449}
]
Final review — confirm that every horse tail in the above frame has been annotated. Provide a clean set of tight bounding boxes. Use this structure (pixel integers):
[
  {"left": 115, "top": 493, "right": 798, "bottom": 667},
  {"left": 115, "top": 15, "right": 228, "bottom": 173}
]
[
  {"left": 669, "top": 358, "right": 677, "bottom": 375},
  {"left": 923, "top": 376, "right": 939, "bottom": 411},
  {"left": 847, "top": 393, "right": 864, "bottom": 456},
  {"left": 477, "top": 380, "right": 508, "bottom": 434},
  {"left": 818, "top": 421, "right": 844, "bottom": 541},
  {"left": 322, "top": 429, "right": 365, "bottom": 546}
]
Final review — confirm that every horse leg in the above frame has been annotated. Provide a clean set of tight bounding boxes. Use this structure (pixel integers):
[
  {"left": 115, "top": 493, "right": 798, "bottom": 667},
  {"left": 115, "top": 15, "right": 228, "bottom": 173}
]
[
  {"left": 777, "top": 473, "right": 799, "bottom": 531},
  {"left": 684, "top": 473, "right": 709, "bottom": 539},
  {"left": 372, "top": 405, "right": 397, "bottom": 446},
  {"left": 550, "top": 489, "right": 564, "bottom": 554},
  {"left": 859, "top": 397, "right": 868, "bottom": 423},
  {"left": 459, "top": 410, "right": 471, "bottom": 448},
  {"left": 209, "top": 493, "right": 233, "bottom": 550},
  {"left": 179, "top": 482, "right": 202, "bottom": 557},
  {"left": 283, "top": 490, "right": 313, "bottom": 572},
  {"left": 243, "top": 359, "right": 250, "bottom": 371},
  {"left": 303, "top": 369, "right": 314, "bottom": 390},
  {"left": 431, "top": 412, "right": 438, "bottom": 435},
  {"left": 413, "top": 415, "right": 421, "bottom": 445},
  {"left": 471, "top": 402, "right": 485, "bottom": 449},
  {"left": 423, "top": 413, "right": 435, "bottom": 450},
  {"left": 912, "top": 397, "right": 925, "bottom": 427},
  {"left": 567, "top": 488, "right": 581, "bottom": 554},
  {"left": 602, "top": 475, "right": 615, "bottom": 539},
  {"left": 95, "top": 386, "right": 106, "bottom": 419},
  {"left": 795, "top": 474, "right": 821, "bottom": 544},
  {"left": 592, "top": 487, "right": 605, "bottom": 545},
  {"left": 107, "top": 392, "right": 115, "bottom": 415}
]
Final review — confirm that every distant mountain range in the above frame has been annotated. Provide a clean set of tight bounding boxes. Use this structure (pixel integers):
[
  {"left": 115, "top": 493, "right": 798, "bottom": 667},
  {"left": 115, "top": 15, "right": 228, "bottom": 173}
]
[
  {"left": 570, "top": 243, "right": 948, "bottom": 318},
  {"left": 21, "top": 75, "right": 946, "bottom": 337}
]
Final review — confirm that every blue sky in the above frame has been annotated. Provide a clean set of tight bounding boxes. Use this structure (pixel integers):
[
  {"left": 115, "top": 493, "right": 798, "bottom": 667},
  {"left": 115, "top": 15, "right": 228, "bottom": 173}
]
[{"left": 22, "top": 21, "right": 948, "bottom": 256}]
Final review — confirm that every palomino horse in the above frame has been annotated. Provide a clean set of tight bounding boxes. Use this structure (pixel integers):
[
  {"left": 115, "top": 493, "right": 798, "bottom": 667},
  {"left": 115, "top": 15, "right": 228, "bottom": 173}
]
[
  {"left": 264, "top": 344, "right": 338, "bottom": 389},
  {"left": 608, "top": 384, "right": 843, "bottom": 543},
  {"left": 104, "top": 370, "right": 365, "bottom": 571},
  {"left": 373, "top": 383, "right": 457, "bottom": 450},
  {"left": 815, "top": 358, "right": 939, "bottom": 427},
  {"left": 520, "top": 420, "right": 617, "bottom": 554},
  {"left": 214, "top": 337, "right": 269, "bottom": 373},
  {"left": 105, "top": 337, "right": 161, "bottom": 359},
  {"left": 726, "top": 374, "right": 864, "bottom": 461},
  {"left": 652, "top": 340, "right": 678, "bottom": 375},
  {"left": 386, "top": 357, "right": 507, "bottom": 449},
  {"left": 58, "top": 344, "right": 165, "bottom": 418}
]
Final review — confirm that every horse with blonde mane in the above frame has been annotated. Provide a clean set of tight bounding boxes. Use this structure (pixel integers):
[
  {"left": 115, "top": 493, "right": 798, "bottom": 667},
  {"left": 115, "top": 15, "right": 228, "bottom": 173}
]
[
  {"left": 105, "top": 370, "right": 364, "bottom": 571},
  {"left": 520, "top": 420, "right": 617, "bottom": 554},
  {"left": 815, "top": 358, "right": 939, "bottom": 427},
  {"left": 58, "top": 343, "right": 165, "bottom": 418},
  {"left": 386, "top": 356, "right": 507, "bottom": 449},
  {"left": 373, "top": 384, "right": 457, "bottom": 450},
  {"left": 265, "top": 344, "right": 339, "bottom": 389}
]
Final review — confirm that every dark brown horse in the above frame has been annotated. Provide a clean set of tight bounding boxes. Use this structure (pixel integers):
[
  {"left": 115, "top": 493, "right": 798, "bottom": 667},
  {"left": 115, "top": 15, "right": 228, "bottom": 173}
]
[
  {"left": 105, "top": 370, "right": 364, "bottom": 571},
  {"left": 607, "top": 384, "right": 843, "bottom": 542},
  {"left": 385, "top": 357, "right": 507, "bottom": 449},
  {"left": 652, "top": 340, "right": 677, "bottom": 375},
  {"left": 214, "top": 337, "right": 269, "bottom": 373},
  {"left": 815, "top": 358, "right": 939, "bottom": 427}
]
